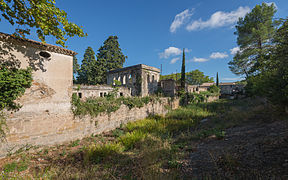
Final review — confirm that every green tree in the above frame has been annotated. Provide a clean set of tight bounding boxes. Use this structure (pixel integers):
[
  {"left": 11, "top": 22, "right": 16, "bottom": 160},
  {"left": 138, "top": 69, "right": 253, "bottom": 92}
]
[
  {"left": 0, "top": 0, "right": 86, "bottom": 47},
  {"left": 186, "top": 70, "right": 214, "bottom": 85},
  {"left": 216, "top": 72, "right": 219, "bottom": 87},
  {"left": 73, "top": 56, "right": 80, "bottom": 83},
  {"left": 180, "top": 48, "right": 185, "bottom": 90},
  {"left": 96, "top": 36, "right": 127, "bottom": 84},
  {"left": 77, "top": 47, "right": 98, "bottom": 85},
  {"left": 249, "top": 18, "right": 288, "bottom": 109},
  {"left": 228, "top": 3, "right": 277, "bottom": 78},
  {"left": 160, "top": 69, "right": 213, "bottom": 85}
]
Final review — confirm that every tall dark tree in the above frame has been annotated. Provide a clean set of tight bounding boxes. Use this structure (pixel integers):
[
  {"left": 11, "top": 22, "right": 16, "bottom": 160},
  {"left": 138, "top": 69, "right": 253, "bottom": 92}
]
[
  {"left": 96, "top": 36, "right": 127, "bottom": 84},
  {"left": 73, "top": 56, "right": 80, "bottom": 83},
  {"left": 180, "top": 48, "right": 186, "bottom": 90},
  {"left": 77, "top": 47, "right": 98, "bottom": 85},
  {"left": 228, "top": 3, "right": 277, "bottom": 78},
  {"left": 216, "top": 72, "right": 219, "bottom": 87}
]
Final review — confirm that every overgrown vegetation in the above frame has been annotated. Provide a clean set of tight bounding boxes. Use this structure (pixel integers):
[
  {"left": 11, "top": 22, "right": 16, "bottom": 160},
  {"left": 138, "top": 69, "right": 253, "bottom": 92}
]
[
  {"left": 1, "top": 98, "right": 287, "bottom": 179},
  {"left": 181, "top": 85, "right": 220, "bottom": 104},
  {"left": 71, "top": 92, "right": 161, "bottom": 117},
  {"left": 0, "top": 67, "right": 32, "bottom": 140},
  {"left": 229, "top": 3, "right": 288, "bottom": 111}
]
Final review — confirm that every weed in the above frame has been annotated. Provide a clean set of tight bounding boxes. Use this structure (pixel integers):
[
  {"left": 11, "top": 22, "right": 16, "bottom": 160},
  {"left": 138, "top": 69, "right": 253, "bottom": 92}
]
[
  {"left": 84, "top": 143, "right": 124, "bottom": 163},
  {"left": 69, "top": 139, "right": 80, "bottom": 147},
  {"left": 118, "top": 130, "right": 147, "bottom": 150}
]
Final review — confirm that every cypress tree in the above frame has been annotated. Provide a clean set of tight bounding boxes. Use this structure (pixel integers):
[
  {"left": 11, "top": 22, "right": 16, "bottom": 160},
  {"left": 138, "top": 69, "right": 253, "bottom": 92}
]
[
  {"left": 216, "top": 72, "right": 219, "bottom": 87},
  {"left": 96, "top": 36, "right": 127, "bottom": 84},
  {"left": 73, "top": 56, "right": 80, "bottom": 83},
  {"left": 77, "top": 47, "right": 98, "bottom": 85},
  {"left": 180, "top": 48, "right": 186, "bottom": 90}
]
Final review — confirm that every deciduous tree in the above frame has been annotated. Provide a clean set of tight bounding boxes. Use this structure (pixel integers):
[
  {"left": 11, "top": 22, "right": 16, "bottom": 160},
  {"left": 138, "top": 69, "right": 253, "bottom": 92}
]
[{"left": 0, "top": 0, "right": 86, "bottom": 47}]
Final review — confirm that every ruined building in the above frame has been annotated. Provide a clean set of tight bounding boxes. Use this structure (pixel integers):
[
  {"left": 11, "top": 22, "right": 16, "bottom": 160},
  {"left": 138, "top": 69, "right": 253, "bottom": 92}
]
[{"left": 107, "top": 64, "right": 160, "bottom": 97}]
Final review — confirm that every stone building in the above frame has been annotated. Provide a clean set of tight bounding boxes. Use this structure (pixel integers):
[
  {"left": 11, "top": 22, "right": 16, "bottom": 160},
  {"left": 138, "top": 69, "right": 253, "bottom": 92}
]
[
  {"left": 107, "top": 64, "right": 160, "bottom": 97},
  {"left": 159, "top": 79, "right": 177, "bottom": 97},
  {"left": 0, "top": 32, "right": 76, "bottom": 155},
  {"left": 0, "top": 33, "right": 178, "bottom": 157},
  {"left": 72, "top": 85, "right": 131, "bottom": 100},
  {"left": 219, "top": 82, "right": 245, "bottom": 95}
]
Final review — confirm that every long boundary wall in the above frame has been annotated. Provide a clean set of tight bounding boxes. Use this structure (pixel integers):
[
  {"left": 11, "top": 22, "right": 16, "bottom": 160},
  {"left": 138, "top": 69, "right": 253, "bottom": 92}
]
[{"left": 1, "top": 98, "right": 179, "bottom": 157}]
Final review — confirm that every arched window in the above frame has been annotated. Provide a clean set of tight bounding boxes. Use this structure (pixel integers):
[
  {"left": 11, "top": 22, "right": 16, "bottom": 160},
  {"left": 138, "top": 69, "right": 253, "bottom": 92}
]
[
  {"left": 147, "top": 74, "right": 150, "bottom": 83},
  {"left": 123, "top": 75, "right": 126, "bottom": 85},
  {"left": 129, "top": 74, "right": 132, "bottom": 84},
  {"left": 152, "top": 75, "right": 155, "bottom": 82}
]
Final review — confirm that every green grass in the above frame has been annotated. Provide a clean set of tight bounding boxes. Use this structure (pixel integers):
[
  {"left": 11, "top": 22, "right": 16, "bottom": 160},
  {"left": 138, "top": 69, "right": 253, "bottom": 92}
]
[{"left": 2, "top": 98, "right": 285, "bottom": 179}]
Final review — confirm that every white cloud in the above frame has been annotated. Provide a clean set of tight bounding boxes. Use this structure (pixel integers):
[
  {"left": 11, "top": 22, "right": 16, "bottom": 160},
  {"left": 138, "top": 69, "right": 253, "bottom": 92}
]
[
  {"left": 186, "top": 6, "right": 250, "bottom": 31},
  {"left": 170, "top": 9, "right": 194, "bottom": 33},
  {"left": 193, "top": 57, "right": 209, "bottom": 62},
  {"left": 159, "top": 47, "right": 182, "bottom": 59},
  {"left": 210, "top": 52, "right": 228, "bottom": 59},
  {"left": 230, "top": 47, "right": 240, "bottom": 55},
  {"left": 170, "top": 57, "right": 180, "bottom": 64}
]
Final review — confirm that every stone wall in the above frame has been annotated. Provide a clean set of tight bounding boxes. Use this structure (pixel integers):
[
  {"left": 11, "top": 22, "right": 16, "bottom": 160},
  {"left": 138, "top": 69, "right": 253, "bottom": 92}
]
[
  {"left": 1, "top": 98, "right": 179, "bottom": 157},
  {"left": 73, "top": 85, "right": 131, "bottom": 100},
  {"left": 107, "top": 64, "right": 160, "bottom": 97}
]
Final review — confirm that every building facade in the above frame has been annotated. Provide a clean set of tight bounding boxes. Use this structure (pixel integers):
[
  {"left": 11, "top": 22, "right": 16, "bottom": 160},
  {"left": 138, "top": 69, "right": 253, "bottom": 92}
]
[{"left": 107, "top": 64, "right": 160, "bottom": 97}]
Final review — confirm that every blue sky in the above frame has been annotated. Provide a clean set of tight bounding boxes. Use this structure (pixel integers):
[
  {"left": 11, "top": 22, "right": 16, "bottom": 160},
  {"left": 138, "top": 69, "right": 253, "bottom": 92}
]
[{"left": 1, "top": 0, "right": 288, "bottom": 82}]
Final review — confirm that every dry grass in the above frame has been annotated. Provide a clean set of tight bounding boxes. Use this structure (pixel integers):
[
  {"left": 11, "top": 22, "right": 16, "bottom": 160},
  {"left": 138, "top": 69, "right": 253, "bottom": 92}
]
[{"left": 0, "top": 98, "right": 286, "bottom": 179}]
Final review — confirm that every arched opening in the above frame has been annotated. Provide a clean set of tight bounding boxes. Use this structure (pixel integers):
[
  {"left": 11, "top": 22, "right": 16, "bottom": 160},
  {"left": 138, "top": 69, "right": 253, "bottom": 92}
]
[
  {"left": 129, "top": 74, "right": 132, "bottom": 84},
  {"left": 123, "top": 75, "right": 126, "bottom": 85},
  {"left": 152, "top": 75, "right": 155, "bottom": 82},
  {"left": 147, "top": 74, "right": 150, "bottom": 83}
]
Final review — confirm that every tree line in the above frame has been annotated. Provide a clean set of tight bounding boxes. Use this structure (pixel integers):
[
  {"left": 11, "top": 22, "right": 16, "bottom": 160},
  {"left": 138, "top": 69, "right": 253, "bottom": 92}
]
[
  {"left": 73, "top": 36, "right": 127, "bottom": 85},
  {"left": 229, "top": 3, "right": 288, "bottom": 110}
]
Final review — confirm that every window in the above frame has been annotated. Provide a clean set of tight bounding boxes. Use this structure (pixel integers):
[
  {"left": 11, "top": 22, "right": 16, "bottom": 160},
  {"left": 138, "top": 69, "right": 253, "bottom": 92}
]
[
  {"left": 129, "top": 74, "right": 132, "bottom": 84},
  {"left": 120, "top": 92, "right": 123, "bottom": 96},
  {"left": 39, "top": 51, "right": 51, "bottom": 58},
  {"left": 104, "top": 92, "right": 107, "bottom": 97},
  {"left": 100, "top": 92, "right": 103, "bottom": 97},
  {"left": 147, "top": 74, "right": 150, "bottom": 83},
  {"left": 152, "top": 75, "right": 155, "bottom": 82},
  {"left": 78, "top": 92, "right": 82, "bottom": 98}
]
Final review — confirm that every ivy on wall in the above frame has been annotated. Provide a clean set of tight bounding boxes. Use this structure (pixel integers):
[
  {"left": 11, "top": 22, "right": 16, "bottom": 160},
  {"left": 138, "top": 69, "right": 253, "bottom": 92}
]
[
  {"left": 71, "top": 93, "right": 161, "bottom": 118},
  {"left": 0, "top": 67, "right": 32, "bottom": 140}
]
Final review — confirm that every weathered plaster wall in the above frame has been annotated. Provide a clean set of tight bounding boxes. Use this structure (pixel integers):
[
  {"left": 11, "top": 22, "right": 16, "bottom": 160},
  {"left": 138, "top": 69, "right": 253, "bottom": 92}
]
[{"left": 1, "top": 98, "right": 179, "bottom": 157}]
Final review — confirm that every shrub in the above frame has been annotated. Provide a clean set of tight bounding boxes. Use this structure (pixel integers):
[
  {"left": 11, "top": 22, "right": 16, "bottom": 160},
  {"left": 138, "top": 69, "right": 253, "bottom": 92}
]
[{"left": 118, "top": 130, "right": 147, "bottom": 150}]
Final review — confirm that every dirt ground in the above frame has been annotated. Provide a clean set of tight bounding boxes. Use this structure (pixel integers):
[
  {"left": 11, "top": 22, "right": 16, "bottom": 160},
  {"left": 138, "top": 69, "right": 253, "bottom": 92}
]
[{"left": 181, "top": 120, "right": 288, "bottom": 179}]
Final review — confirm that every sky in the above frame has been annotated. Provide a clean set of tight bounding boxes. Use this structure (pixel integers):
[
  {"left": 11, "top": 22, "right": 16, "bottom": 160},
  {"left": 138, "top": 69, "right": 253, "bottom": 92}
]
[{"left": 1, "top": 0, "right": 288, "bottom": 82}]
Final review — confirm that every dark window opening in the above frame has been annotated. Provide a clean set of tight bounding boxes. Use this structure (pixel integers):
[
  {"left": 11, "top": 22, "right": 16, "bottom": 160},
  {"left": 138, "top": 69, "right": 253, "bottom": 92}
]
[
  {"left": 78, "top": 92, "right": 82, "bottom": 98},
  {"left": 39, "top": 51, "right": 51, "bottom": 58},
  {"left": 120, "top": 92, "right": 123, "bottom": 96},
  {"left": 100, "top": 92, "right": 103, "bottom": 97},
  {"left": 104, "top": 92, "right": 107, "bottom": 97}
]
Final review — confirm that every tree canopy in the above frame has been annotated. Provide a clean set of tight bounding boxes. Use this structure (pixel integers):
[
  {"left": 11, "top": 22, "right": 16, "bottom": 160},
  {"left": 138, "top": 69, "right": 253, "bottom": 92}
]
[
  {"left": 160, "top": 69, "right": 214, "bottom": 85},
  {"left": 0, "top": 0, "right": 86, "bottom": 47},
  {"left": 228, "top": 3, "right": 277, "bottom": 78}
]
